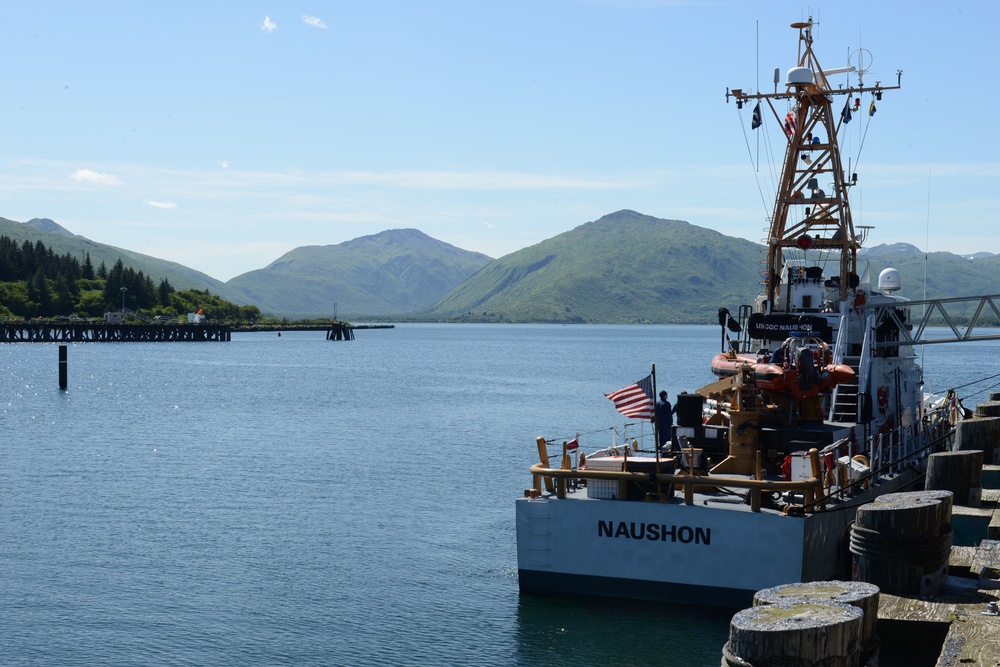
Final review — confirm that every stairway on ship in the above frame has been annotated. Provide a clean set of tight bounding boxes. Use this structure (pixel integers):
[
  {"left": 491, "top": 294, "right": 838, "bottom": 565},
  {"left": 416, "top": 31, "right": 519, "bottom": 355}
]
[{"left": 830, "top": 354, "right": 861, "bottom": 422}]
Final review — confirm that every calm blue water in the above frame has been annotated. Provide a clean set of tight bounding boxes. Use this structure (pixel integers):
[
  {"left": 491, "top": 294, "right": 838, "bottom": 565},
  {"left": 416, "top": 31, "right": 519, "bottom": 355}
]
[{"left": 2, "top": 324, "right": 998, "bottom": 666}]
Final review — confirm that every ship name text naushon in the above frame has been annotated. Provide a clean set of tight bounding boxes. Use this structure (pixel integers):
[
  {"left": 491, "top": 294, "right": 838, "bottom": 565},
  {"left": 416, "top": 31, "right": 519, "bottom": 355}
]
[{"left": 597, "top": 521, "right": 711, "bottom": 544}]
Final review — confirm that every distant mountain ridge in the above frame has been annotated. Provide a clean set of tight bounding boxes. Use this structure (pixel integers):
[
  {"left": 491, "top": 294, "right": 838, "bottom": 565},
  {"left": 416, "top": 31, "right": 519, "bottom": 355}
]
[
  {"left": 3, "top": 213, "right": 998, "bottom": 322},
  {"left": 226, "top": 228, "right": 493, "bottom": 317}
]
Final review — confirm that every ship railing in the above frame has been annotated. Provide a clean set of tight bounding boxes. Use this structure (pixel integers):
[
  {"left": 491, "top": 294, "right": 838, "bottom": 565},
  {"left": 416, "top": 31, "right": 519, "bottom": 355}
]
[
  {"left": 854, "top": 313, "right": 876, "bottom": 421},
  {"left": 827, "top": 314, "right": 851, "bottom": 421},
  {"left": 867, "top": 418, "right": 952, "bottom": 484},
  {"left": 803, "top": 420, "right": 953, "bottom": 511},
  {"left": 526, "top": 450, "right": 825, "bottom": 514},
  {"left": 831, "top": 314, "right": 849, "bottom": 365}
]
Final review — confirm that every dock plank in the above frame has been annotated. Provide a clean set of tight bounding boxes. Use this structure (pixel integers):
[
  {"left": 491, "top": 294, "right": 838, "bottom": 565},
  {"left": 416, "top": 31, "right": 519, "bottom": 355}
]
[
  {"left": 951, "top": 546, "right": 977, "bottom": 571},
  {"left": 878, "top": 593, "right": 957, "bottom": 623},
  {"left": 935, "top": 612, "right": 1000, "bottom": 667}
]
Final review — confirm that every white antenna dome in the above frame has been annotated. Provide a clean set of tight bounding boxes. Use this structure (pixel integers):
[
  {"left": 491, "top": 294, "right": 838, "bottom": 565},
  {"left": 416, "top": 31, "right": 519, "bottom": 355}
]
[
  {"left": 786, "top": 67, "right": 814, "bottom": 87},
  {"left": 878, "top": 268, "right": 902, "bottom": 292}
]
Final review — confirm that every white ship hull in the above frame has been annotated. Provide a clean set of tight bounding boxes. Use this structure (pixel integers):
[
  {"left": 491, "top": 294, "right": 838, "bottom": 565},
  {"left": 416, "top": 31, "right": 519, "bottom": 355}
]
[{"left": 516, "top": 470, "right": 918, "bottom": 607}]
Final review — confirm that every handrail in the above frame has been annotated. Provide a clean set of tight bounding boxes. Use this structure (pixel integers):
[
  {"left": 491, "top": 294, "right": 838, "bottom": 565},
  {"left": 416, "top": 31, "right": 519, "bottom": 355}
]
[
  {"left": 872, "top": 294, "right": 1000, "bottom": 346},
  {"left": 827, "top": 313, "right": 850, "bottom": 421},
  {"left": 854, "top": 312, "right": 875, "bottom": 421},
  {"left": 527, "top": 458, "right": 823, "bottom": 513},
  {"left": 831, "top": 313, "right": 848, "bottom": 365}
]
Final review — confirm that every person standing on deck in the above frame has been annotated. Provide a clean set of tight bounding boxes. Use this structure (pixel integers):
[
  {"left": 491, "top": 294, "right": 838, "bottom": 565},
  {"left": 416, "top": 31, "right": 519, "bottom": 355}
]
[{"left": 654, "top": 390, "right": 676, "bottom": 451}]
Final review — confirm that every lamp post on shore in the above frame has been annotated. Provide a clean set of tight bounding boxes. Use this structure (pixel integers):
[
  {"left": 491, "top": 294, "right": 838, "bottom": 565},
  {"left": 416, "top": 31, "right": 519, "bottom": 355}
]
[{"left": 120, "top": 286, "right": 127, "bottom": 315}]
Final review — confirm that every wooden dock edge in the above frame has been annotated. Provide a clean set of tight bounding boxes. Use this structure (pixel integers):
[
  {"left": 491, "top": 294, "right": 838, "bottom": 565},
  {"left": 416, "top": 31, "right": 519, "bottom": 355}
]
[{"left": 874, "top": 447, "right": 1000, "bottom": 665}]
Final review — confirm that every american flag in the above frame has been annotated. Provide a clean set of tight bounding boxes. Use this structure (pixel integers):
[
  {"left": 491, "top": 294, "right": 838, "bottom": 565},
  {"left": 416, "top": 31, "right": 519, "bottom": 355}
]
[
  {"left": 784, "top": 112, "right": 797, "bottom": 136},
  {"left": 604, "top": 375, "right": 654, "bottom": 420}
]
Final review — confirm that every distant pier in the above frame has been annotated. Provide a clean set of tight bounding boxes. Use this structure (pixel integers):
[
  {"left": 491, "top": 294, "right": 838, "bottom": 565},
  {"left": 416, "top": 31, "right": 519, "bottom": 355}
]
[
  {"left": 0, "top": 321, "right": 231, "bottom": 342},
  {"left": 1, "top": 320, "right": 395, "bottom": 343},
  {"left": 234, "top": 322, "right": 394, "bottom": 340},
  {"left": 327, "top": 323, "right": 354, "bottom": 340}
]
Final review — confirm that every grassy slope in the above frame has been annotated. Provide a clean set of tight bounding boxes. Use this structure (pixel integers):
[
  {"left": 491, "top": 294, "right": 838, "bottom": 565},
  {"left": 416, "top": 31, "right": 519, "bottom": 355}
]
[
  {"left": 430, "top": 210, "right": 765, "bottom": 323},
  {"left": 225, "top": 228, "right": 493, "bottom": 317}
]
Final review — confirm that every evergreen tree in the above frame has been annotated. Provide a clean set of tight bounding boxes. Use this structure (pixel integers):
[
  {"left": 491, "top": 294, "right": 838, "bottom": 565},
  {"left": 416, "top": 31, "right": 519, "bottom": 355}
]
[
  {"left": 82, "top": 252, "right": 96, "bottom": 280},
  {"left": 157, "top": 278, "right": 174, "bottom": 306}
]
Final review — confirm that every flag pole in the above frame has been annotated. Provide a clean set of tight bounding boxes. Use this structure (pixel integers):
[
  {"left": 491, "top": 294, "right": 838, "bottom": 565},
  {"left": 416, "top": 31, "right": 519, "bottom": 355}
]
[{"left": 651, "top": 362, "right": 660, "bottom": 485}]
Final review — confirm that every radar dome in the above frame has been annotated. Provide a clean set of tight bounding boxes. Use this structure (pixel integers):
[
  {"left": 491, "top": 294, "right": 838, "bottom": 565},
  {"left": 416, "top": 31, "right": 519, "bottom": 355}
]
[
  {"left": 786, "top": 67, "right": 814, "bottom": 87},
  {"left": 878, "top": 268, "right": 902, "bottom": 292}
]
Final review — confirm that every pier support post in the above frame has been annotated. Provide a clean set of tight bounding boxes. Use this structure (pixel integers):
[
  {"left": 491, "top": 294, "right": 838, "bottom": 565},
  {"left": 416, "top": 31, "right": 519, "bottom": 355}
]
[
  {"left": 723, "top": 601, "right": 863, "bottom": 667},
  {"left": 58, "top": 345, "right": 67, "bottom": 390},
  {"left": 752, "top": 580, "right": 880, "bottom": 666},
  {"left": 850, "top": 492, "right": 953, "bottom": 596},
  {"left": 926, "top": 450, "right": 984, "bottom": 507},
  {"left": 955, "top": 416, "right": 1000, "bottom": 465}
]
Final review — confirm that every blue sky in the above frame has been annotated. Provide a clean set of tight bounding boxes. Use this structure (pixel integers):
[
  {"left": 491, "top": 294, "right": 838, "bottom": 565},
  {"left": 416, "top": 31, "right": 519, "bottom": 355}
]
[{"left": 1, "top": 1, "right": 995, "bottom": 281}]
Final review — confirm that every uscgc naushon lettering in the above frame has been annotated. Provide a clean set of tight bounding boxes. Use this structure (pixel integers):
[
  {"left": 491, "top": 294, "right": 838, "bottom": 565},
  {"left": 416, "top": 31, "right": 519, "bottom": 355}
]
[{"left": 598, "top": 521, "right": 711, "bottom": 544}]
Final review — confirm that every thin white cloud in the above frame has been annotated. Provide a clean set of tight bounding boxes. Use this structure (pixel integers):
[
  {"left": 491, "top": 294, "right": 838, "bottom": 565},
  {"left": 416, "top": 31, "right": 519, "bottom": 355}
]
[
  {"left": 71, "top": 168, "right": 120, "bottom": 185},
  {"left": 218, "top": 160, "right": 230, "bottom": 169},
  {"left": 302, "top": 15, "right": 327, "bottom": 29},
  {"left": 484, "top": 221, "right": 495, "bottom": 229},
  {"left": 261, "top": 16, "right": 278, "bottom": 32},
  {"left": 332, "top": 170, "right": 637, "bottom": 190},
  {"left": 146, "top": 200, "right": 177, "bottom": 209}
]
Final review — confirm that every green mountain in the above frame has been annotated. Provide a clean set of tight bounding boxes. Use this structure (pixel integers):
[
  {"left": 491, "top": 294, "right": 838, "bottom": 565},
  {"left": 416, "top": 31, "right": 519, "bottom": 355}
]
[
  {"left": 860, "top": 243, "right": 1000, "bottom": 300},
  {"left": 0, "top": 216, "right": 251, "bottom": 304},
  {"left": 429, "top": 212, "right": 1000, "bottom": 324},
  {"left": 225, "top": 228, "right": 493, "bottom": 318},
  {"left": 428, "top": 210, "right": 765, "bottom": 323}
]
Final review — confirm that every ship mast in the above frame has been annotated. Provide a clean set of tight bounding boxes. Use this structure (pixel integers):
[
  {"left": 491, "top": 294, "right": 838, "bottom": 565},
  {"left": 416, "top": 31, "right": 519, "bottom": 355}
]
[{"left": 726, "top": 18, "right": 901, "bottom": 307}]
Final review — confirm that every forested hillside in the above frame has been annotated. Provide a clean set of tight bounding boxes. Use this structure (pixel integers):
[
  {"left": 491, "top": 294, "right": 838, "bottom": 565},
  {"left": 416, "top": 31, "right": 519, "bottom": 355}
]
[{"left": 0, "top": 236, "right": 261, "bottom": 322}]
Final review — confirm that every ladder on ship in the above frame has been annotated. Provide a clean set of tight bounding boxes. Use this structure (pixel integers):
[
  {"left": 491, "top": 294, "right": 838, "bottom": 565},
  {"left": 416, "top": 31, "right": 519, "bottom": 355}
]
[
  {"left": 827, "top": 313, "right": 873, "bottom": 424},
  {"left": 830, "top": 354, "right": 862, "bottom": 422}
]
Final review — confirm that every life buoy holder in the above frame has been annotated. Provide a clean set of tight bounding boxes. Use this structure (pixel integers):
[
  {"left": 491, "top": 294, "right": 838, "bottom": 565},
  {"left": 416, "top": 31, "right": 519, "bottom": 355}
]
[
  {"left": 877, "top": 386, "right": 889, "bottom": 414},
  {"left": 853, "top": 289, "right": 867, "bottom": 310}
]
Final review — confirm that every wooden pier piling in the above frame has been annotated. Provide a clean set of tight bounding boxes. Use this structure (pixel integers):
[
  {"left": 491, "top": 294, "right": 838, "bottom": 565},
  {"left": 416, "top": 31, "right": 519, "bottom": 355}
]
[
  {"left": 927, "top": 450, "right": 985, "bottom": 507},
  {"left": 326, "top": 323, "right": 355, "bottom": 340},
  {"left": 956, "top": 416, "right": 1000, "bottom": 465},
  {"left": 850, "top": 492, "right": 953, "bottom": 596},
  {"left": 58, "top": 345, "right": 67, "bottom": 389},
  {"left": 752, "top": 580, "right": 881, "bottom": 665},
  {"left": 723, "top": 601, "right": 864, "bottom": 667}
]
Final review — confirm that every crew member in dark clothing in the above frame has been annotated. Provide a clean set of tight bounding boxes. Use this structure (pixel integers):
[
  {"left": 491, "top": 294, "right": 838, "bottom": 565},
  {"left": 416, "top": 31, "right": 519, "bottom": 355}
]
[{"left": 654, "top": 390, "right": 676, "bottom": 450}]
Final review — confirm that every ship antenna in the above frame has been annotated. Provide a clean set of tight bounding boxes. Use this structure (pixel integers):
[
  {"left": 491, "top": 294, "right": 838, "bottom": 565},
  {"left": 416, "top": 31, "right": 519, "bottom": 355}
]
[{"left": 923, "top": 168, "right": 931, "bottom": 366}]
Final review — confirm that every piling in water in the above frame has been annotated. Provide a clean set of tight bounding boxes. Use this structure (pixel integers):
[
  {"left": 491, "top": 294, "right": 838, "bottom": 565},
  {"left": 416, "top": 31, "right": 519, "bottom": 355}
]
[{"left": 59, "top": 345, "right": 67, "bottom": 390}]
